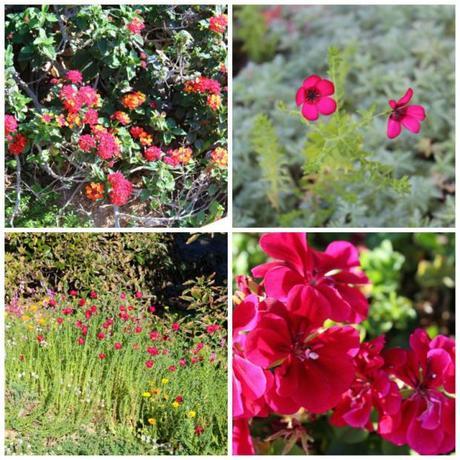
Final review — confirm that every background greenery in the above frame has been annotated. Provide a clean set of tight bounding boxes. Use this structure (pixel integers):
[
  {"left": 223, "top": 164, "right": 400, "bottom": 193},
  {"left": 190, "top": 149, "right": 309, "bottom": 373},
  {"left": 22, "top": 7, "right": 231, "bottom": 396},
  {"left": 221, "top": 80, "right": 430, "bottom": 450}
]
[
  {"left": 233, "top": 232, "right": 455, "bottom": 454},
  {"left": 233, "top": 5, "right": 455, "bottom": 227}
]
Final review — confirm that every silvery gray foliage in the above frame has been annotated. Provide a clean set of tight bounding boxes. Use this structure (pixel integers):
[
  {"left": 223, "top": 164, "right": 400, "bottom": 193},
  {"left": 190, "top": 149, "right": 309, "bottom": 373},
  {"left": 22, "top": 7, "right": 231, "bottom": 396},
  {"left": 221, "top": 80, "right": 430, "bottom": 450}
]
[{"left": 233, "top": 5, "right": 454, "bottom": 227}]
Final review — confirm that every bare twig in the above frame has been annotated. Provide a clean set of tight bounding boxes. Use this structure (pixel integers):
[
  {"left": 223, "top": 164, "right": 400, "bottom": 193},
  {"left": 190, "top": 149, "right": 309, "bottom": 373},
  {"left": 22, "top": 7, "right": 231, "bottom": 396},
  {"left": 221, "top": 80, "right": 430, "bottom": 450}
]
[
  {"left": 9, "top": 157, "right": 22, "bottom": 228},
  {"left": 12, "top": 71, "right": 43, "bottom": 111}
]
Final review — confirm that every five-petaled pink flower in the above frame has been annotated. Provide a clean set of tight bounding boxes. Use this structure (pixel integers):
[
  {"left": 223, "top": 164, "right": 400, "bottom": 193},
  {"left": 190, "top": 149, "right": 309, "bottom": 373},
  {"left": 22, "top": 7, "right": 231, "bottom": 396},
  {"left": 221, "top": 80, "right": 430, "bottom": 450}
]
[
  {"left": 296, "top": 74, "right": 337, "bottom": 121},
  {"left": 387, "top": 88, "right": 426, "bottom": 139}
]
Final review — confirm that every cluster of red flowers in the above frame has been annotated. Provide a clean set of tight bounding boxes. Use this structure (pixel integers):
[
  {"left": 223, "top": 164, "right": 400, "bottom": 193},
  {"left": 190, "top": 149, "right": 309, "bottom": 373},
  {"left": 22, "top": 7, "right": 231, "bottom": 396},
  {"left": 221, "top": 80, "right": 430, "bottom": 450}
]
[
  {"left": 78, "top": 126, "right": 120, "bottom": 161},
  {"left": 296, "top": 74, "right": 426, "bottom": 139},
  {"left": 209, "top": 14, "right": 228, "bottom": 34},
  {"left": 127, "top": 16, "right": 145, "bottom": 35},
  {"left": 233, "top": 233, "right": 455, "bottom": 455},
  {"left": 107, "top": 171, "right": 133, "bottom": 206},
  {"left": 5, "top": 114, "right": 28, "bottom": 156}
]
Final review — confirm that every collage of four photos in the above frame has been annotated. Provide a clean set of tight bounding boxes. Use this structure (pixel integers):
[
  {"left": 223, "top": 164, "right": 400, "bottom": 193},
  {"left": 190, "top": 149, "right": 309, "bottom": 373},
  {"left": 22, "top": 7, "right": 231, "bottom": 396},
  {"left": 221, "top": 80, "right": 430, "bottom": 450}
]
[{"left": 3, "top": 2, "right": 456, "bottom": 457}]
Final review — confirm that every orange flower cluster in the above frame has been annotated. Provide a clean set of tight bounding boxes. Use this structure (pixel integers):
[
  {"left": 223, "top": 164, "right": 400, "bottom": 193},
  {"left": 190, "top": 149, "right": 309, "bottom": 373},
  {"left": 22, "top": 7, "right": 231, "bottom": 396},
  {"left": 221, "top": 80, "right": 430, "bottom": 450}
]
[
  {"left": 207, "top": 94, "right": 222, "bottom": 111},
  {"left": 85, "top": 182, "right": 105, "bottom": 201},
  {"left": 122, "top": 91, "right": 146, "bottom": 110},
  {"left": 210, "top": 147, "right": 228, "bottom": 168},
  {"left": 112, "top": 111, "right": 131, "bottom": 126},
  {"left": 165, "top": 147, "right": 193, "bottom": 167}
]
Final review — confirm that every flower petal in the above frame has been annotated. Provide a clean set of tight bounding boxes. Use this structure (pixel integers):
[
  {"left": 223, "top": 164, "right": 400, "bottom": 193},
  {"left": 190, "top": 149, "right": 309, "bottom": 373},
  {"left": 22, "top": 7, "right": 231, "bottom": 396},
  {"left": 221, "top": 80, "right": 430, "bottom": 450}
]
[
  {"left": 387, "top": 118, "right": 401, "bottom": 139},
  {"left": 397, "top": 88, "right": 413, "bottom": 106},
  {"left": 302, "top": 74, "right": 321, "bottom": 88},
  {"left": 401, "top": 116, "right": 421, "bottom": 134},
  {"left": 301, "top": 103, "right": 319, "bottom": 121},
  {"left": 295, "top": 87, "right": 305, "bottom": 106},
  {"left": 405, "top": 104, "right": 426, "bottom": 120},
  {"left": 317, "top": 79, "right": 335, "bottom": 96},
  {"left": 317, "top": 96, "right": 337, "bottom": 116}
]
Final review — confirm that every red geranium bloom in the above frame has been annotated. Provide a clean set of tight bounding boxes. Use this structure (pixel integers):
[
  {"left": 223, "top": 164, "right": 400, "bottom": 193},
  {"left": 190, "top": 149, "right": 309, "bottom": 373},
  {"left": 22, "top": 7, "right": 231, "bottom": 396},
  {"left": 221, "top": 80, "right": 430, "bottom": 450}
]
[
  {"left": 77, "top": 337, "right": 85, "bottom": 345},
  {"left": 89, "top": 290, "right": 97, "bottom": 299},
  {"left": 145, "top": 360, "right": 154, "bottom": 368},
  {"left": 246, "top": 301, "right": 359, "bottom": 414},
  {"left": 127, "top": 17, "right": 145, "bottom": 35},
  {"left": 252, "top": 233, "right": 369, "bottom": 324},
  {"left": 97, "top": 332, "right": 105, "bottom": 340},
  {"left": 179, "top": 358, "right": 187, "bottom": 367},
  {"left": 378, "top": 329, "right": 455, "bottom": 455},
  {"left": 99, "top": 353, "right": 106, "bottom": 360},
  {"left": 149, "top": 306, "right": 156, "bottom": 313},
  {"left": 175, "top": 395, "right": 183, "bottom": 403},
  {"left": 209, "top": 14, "right": 228, "bottom": 34},
  {"left": 114, "top": 342, "right": 122, "bottom": 350},
  {"left": 331, "top": 336, "right": 401, "bottom": 430},
  {"left": 135, "top": 291, "right": 143, "bottom": 298},
  {"left": 172, "top": 322, "right": 180, "bottom": 331},
  {"left": 168, "top": 365, "right": 177, "bottom": 372},
  {"left": 296, "top": 75, "right": 337, "bottom": 121},
  {"left": 387, "top": 88, "right": 426, "bottom": 139},
  {"left": 56, "top": 317, "right": 64, "bottom": 325}
]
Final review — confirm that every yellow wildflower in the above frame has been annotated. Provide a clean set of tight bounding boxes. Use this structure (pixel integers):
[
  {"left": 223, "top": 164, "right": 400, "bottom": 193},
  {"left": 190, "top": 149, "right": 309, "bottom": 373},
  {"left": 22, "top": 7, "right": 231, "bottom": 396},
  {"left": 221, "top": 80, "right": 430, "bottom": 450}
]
[
  {"left": 29, "top": 304, "right": 38, "bottom": 312},
  {"left": 151, "top": 388, "right": 161, "bottom": 395},
  {"left": 21, "top": 315, "right": 31, "bottom": 322},
  {"left": 187, "top": 410, "right": 196, "bottom": 418},
  {"left": 148, "top": 418, "right": 157, "bottom": 425},
  {"left": 161, "top": 378, "right": 169, "bottom": 385},
  {"left": 142, "top": 391, "right": 151, "bottom": 398},
  {"left": 172, "top": 401, "right": 180, "bottom": 409}
]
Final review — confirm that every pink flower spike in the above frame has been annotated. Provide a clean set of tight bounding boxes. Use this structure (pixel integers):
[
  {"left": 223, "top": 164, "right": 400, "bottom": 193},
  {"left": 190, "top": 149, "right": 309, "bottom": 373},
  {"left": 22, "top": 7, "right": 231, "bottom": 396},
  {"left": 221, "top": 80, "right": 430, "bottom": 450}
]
[
  {"left": 387, "top": 88, "right": 426, "bottom": 139},
  {"left": 296, "top": 74, "right": 337, "bottom": 121}
]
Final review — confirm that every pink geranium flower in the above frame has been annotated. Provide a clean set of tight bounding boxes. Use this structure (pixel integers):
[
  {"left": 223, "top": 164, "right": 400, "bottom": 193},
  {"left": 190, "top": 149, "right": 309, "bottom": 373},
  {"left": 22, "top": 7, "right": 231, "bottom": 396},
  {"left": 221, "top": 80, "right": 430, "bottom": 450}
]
[
  {"left": 378, "top": 329, "right": 455, "bottom": 455},
  {"left": 387, "top": 88, "right": 426, "bottom": 139},
  {"left": 246, "top": 301, "right": 360, "bottom": 414},
  {"left": 252, "top": 233, "right": 369, "bottom": 324},
  {"left": 296, "top": 74, "right": 337, "bottom": 121}
]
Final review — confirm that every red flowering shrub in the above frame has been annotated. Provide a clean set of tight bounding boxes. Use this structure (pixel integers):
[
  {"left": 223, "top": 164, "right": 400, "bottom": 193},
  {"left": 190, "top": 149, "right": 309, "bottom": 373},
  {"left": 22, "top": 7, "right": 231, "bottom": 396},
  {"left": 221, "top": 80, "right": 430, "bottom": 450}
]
[
  {"left": 5, "top": 5, "right": 227, "bottom": 227},
  {"left": 233, "top": 233, "right": 455, "bottom": 455}
]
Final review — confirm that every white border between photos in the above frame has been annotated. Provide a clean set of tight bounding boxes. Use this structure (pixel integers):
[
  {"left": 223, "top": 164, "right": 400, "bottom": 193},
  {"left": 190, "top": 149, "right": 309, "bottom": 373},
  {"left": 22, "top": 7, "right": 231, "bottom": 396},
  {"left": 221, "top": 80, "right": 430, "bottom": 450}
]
[{"left": 1, "top": 1, "right": 458, "bottom": 460}]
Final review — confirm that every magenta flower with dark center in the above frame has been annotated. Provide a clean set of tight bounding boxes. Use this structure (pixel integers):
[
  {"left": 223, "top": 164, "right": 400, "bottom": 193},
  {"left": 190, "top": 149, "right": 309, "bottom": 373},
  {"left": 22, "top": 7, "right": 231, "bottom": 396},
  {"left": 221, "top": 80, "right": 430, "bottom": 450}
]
[
  {"left": 387, "top": 88, "right": 426, "bottom": 139},
  {"left": 296, "top": 74, "right": 337, "bottom": 121}
]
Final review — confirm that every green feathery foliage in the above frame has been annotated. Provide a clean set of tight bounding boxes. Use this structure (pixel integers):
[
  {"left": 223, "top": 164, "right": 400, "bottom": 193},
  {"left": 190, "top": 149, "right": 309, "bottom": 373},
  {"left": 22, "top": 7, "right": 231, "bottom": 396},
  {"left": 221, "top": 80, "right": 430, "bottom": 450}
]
[{"left": 250, "top": 114, "right": 288, "bottom": 210}]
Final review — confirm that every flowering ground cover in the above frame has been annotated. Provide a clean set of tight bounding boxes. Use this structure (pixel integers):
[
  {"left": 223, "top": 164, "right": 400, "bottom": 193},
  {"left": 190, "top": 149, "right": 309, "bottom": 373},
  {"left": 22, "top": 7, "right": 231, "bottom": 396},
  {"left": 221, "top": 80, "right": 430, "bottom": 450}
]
[
  {"left": 233, "top": 5, "right": 454, "bottom": 227},
  {"left": 5, "top": 5, "right": 227, "bottom": 227},
  {"left": 5, "top": 233, "right": 227, "bottom": 455},
  {"left": 233, "top": 232, "right": 455, "bottom": 455}
]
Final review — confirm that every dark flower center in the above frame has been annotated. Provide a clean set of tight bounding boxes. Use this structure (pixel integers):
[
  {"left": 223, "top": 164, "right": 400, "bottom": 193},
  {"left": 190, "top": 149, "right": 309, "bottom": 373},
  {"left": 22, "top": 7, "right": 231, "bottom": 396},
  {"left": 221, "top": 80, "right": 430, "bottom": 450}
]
[
  {"left": 391, "top": 107, "right": 407, "bottom": 121},
  {"left": 305, "top": 88, "right": 320, "bottom": 103}
]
